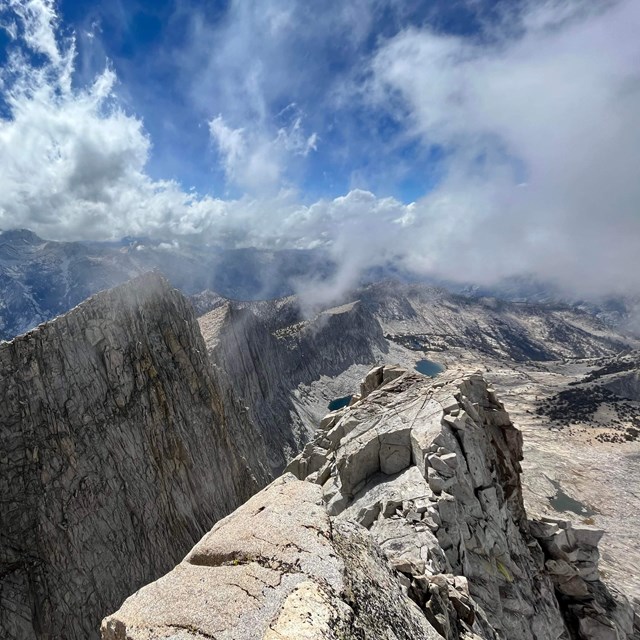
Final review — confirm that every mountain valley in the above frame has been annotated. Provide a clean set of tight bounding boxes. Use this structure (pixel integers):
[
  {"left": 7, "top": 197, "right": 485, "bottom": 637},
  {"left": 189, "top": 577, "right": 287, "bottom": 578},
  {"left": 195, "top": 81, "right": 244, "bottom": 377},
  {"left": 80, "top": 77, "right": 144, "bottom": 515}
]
[{"left": 1, "top": 270, "right": 639, "bottom": 638}]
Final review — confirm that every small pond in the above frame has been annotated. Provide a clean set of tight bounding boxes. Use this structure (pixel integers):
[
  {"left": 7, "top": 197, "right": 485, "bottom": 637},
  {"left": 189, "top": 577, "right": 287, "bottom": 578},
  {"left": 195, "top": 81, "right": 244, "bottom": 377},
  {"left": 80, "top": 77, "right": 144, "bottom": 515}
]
[
  {"left": 548, "top": 480, "right": 596, "bottom": 517},
  {"left": 327, "top": 395, "right": 352, "bottom": 411},
  {"left": 415, "top": 359, "right": 445, "bottom": 377}
]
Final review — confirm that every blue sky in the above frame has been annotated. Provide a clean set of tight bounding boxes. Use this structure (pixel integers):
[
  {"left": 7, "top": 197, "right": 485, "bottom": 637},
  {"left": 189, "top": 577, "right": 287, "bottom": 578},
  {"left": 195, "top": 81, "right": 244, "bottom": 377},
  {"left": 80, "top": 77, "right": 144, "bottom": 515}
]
[
  {"left": 50, "top": 0, "right": 504, "bottom": 202},
  {"left": 0, "top": 0, "right": 639, "bottom": 299}
]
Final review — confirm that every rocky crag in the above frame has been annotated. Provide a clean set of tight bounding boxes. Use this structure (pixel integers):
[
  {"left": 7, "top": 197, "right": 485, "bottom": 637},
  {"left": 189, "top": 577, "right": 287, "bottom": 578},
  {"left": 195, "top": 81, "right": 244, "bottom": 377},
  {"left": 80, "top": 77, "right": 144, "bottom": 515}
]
[
  {"left": 197, "top": 299, "right": 388, "bottom": 473},
  {"left": 0, "top": 273, "right": 271, "bottom": 640},
  {"left": 3, "top": 270, "right": 638, "bottom": 639},
  {"left": 359, "top": 281, "right": 633, "bottom": 361},
  {"left": 103, "top": 366, "right": 638, "bottom": 639},
  {"left": 192, "top": 280, "right": 636, "bottom": 457},
  {"left": 193, "top": 281, "right": 640, "bottom": 606}
]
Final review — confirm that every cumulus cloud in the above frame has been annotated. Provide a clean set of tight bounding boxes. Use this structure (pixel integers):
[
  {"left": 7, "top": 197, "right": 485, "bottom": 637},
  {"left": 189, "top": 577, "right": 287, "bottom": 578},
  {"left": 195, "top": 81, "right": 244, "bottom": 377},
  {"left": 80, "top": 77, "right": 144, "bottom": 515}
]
[
  {"left": 0, "top": 0, "right": 638, "bottom": 305},
  {"left": 209, "top": 108, "right": 317, "bottom": 193},
  {"left": 0, "top": 0, "right": 322, "bottom": 236},
  {"left": 0, "top": 1, "right": 174, "bottom": 239}
]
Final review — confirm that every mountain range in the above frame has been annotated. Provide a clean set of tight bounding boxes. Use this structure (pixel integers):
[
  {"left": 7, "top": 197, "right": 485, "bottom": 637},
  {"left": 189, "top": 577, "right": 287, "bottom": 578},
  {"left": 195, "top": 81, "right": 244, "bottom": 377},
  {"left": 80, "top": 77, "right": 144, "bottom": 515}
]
[
  {"left": 1, "top": 266, "right": 639, "bottom": 638},
  {"left": 1, "top": 229, "right": 638, "bottom": 344}
]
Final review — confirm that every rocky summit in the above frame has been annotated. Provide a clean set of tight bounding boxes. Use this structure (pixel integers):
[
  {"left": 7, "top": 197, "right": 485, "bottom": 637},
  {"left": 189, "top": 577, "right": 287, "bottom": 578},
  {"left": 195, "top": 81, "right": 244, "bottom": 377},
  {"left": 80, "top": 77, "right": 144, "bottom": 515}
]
[
  {"left": 1, "top": 272, "right": 639, "bottom": 639},
  {"left": 102, "top": 366, "right": 638, "bottom": 639}
]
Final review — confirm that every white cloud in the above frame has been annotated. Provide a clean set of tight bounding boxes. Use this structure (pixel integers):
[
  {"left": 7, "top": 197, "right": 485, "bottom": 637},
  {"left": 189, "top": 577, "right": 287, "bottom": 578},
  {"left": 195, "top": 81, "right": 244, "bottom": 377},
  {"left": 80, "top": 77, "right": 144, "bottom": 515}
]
[
  {"left": 208, "top": 115, "right": 280, "bottom": 193},
  {"left": 366, "top": 0, "right": 640, "bottom": 297},
  {"left": 208, "top": 105, "right": 318, "bottom": 194},
  {"left": 0, "top": 0, "right": 638, "bottom": 306},
  {"left": 0, "top": 1, "right": 234, "bottom": 240},
  {"left": 9, "top": 0, "right": 62, "bottom": 64},
  {"left": 208, "top": 116, "right": 248, "bottom": 182}
]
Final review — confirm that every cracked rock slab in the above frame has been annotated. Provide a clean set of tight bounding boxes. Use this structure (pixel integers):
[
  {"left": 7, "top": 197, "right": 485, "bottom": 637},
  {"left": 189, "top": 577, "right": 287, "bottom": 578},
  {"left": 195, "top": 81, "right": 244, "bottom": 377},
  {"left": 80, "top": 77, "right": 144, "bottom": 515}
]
[{"left": 102, "top": 475, "right": 344, "bottom": 640}]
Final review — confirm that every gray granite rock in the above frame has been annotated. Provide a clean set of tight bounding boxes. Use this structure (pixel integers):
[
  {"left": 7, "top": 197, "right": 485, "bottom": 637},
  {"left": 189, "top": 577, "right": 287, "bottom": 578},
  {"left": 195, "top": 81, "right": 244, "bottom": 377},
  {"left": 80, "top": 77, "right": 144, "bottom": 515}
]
[
  {"left": 101, "top": 366, "right": 638, "bottom": 639},
  {"left": 102, "top": 475, "right": 442, "bottom": 640},
  {"left": 198, "top": 298, "right": 389, "bottom": 476},
  {"left": 0, "top": 273, "right": 261, "bottom": 640}
]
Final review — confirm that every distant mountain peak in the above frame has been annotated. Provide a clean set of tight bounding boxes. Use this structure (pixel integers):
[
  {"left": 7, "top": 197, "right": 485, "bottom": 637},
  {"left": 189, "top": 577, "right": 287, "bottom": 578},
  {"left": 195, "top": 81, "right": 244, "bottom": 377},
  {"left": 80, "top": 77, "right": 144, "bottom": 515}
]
[{"left": 0, "top": 228, "right": 44, "bottom": 243}]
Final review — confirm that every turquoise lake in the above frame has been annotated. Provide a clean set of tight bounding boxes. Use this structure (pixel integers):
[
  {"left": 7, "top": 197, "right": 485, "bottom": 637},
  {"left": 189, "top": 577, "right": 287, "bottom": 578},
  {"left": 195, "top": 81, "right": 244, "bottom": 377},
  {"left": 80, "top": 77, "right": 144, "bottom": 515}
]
[
  {"left": 415, "top": 359, "right": 445, "bottom": 377},
  {"left": 549, "top": 480, "right": 596, "bottom": 517},
  {"left": 327, "top": 395, "right": 352, "bottom": 411}
]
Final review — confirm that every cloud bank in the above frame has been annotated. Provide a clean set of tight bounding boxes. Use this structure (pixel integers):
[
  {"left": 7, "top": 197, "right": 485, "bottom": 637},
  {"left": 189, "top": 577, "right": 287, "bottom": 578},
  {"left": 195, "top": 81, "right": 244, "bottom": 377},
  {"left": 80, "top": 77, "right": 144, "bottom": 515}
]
[
  {"left": 0, "top": 0, "right": 639, "bottom": 302},
  {"left": 368, "top": 0, "right": 640, "bottom": 297}
]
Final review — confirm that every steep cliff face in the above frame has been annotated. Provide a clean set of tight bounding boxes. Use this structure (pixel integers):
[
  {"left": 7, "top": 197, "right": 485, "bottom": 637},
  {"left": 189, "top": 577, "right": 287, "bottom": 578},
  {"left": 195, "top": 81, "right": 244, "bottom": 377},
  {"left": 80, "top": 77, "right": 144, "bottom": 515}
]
[
  {"left": 102, "top": 368, "right": 637, "bottom": 639},
  {"left": 198, "top": 303, "right": 297, "bottom": 474},
  {"left": 198, "top": 299, "right": 388, "bottom": 474},
  {"left": 0, "top": 272, "right": 262, "bottom": 640}
]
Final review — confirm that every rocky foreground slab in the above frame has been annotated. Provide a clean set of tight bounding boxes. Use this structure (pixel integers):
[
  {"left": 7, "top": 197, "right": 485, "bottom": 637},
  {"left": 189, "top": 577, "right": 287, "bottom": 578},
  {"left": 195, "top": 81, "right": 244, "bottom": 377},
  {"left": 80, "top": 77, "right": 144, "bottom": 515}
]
[{"left": 102, "top": 366, "right": 638, "bottom": 639}]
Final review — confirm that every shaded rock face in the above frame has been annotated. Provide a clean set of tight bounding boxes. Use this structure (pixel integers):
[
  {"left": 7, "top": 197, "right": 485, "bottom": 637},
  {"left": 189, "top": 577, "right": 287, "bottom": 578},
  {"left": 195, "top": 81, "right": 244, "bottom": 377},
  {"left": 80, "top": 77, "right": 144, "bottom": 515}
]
[
  {"left": 198, "top": 303, "right": 301, "bottom": 475},
  {"left": 103, "top": 368, "right": 637, "bottom": 639},
  {"left": 198, "top": 299, "right": 388, "bottom": 474},
  {"left": 530, "top": 519, "right": 637, "bottom": 637},
  {"left": 0, "top": 272, "right": 260, "bottom": 640},
  {"left": 601, "top": 370, "right": 640, "bottom": 403}
]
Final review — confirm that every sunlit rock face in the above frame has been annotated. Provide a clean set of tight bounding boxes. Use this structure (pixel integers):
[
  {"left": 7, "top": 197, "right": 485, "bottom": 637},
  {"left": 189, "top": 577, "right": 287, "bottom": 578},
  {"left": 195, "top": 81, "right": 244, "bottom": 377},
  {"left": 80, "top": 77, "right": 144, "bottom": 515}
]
[
  {"left": 102, "top": 367, "right": 638, "bottom": 640},
  {"left": 0, "top": 273, "right": 263, "bottom": 640}
]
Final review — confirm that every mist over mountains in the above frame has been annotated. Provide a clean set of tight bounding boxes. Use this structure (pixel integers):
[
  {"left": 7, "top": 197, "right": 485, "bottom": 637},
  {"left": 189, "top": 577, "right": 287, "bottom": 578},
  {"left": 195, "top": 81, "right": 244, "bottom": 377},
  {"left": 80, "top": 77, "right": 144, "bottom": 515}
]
[
  {"left": 0, "top": 228, "right": 329, "bottom": 339},
  {"left": 1, "top": 228, "right": 637, "bottom": 343},
  {"left": 1, "top": 1, "right": 639, "bottom": 308}
]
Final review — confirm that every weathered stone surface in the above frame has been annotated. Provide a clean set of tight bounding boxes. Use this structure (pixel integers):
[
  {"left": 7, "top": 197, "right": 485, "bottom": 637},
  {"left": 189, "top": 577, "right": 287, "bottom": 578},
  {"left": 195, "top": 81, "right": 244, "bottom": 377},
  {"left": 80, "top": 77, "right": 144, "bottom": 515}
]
[
  {"left": 359, "top": 365, "right": 384, "bottom": 399},
  {"left": 102, "top": 475, "right": 442, "bottom": 640},
  {"left": 530, "top": 516, "right": 637, "bottom": 638},
  {"left": 198, "top": 298, "right": 389, "bottom": 475},
  {"left": 0, "top": 273, "right": 260, "bottom": 640},
  {"left": 102, "top": 475, "right": 347, "bottom": 640},
  {"left": 259, "top": 367, "right": 637, "bottom": 639},
  {"left": 101, "top": 366, "right": 638, "bottom": 640},
  {"left": 331, "top": 520, "right": 444, "bottom": 640},
  {"left": 338, "top": 466, "right": 432, "bottom": 527}
]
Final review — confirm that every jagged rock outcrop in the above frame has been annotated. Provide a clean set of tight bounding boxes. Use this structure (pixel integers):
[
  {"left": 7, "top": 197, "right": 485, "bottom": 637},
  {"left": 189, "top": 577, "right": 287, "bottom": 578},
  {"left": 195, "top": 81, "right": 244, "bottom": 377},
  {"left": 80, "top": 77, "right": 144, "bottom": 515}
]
[
  {"left": 0, "top": 272, "right": 264, "bottom": 640},
  {"left": 530, "top": 519, "right": 636, "bottom": 637},
  {"left": 101, "top": 474, "right": 442, "bottom": 640},
  {"left": 103, "top": 366, "right": 638, "bottom": 639}
]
